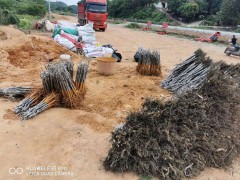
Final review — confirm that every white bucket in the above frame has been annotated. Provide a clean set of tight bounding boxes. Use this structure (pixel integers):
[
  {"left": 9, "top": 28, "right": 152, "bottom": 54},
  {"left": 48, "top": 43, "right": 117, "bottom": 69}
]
[
  {"left": 96, "top": 57, "right": 117, "bottom": 75},
  {"left": 60, "top": 54, "right": 71, "bottom": 61}
]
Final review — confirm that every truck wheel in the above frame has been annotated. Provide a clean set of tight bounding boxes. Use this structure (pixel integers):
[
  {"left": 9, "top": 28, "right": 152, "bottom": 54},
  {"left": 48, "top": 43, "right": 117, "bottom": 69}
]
[
  {"left": 100, "top": 28, "right": 105, "bottom": 32},
  {"left": 226, "top": 52, "right": 231, "bottom": 56}
]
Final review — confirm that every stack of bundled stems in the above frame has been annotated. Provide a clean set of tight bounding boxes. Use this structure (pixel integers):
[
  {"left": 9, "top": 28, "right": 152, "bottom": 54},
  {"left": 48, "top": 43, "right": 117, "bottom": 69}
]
[
  {"left": 61, "top": 60, "right": 74, "bottom": 78},
  {"left": 56, "top": 64, "right": 77, "bottom": 108},
  {"left": 13, "top": 60, "right": 89, "bottom": 119},
  {"left": 41, "top": 62, "right": 78, "bottom": 108},
  {"left": 0, "top": 86, "right": 32, "bottom": 99},
  {"left": 75, "top": 62, "right": 89, "bottom": 95},
  {"left": 161, "top": 49, "right": 213, "bottom": 94},
  {"left": 136, "top": 47, "right": 161, "bottom": 76},
  {"left": 14, "top": 88, "right": 44, "bottom": 115},
  {"left": 21, "top": 92, "right": 60, "bottom": 120}
]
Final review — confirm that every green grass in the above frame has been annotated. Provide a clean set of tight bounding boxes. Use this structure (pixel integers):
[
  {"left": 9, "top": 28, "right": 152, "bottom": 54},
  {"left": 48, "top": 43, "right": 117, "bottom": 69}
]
[
  {"left": 189, "top": 26, "right": 215, "bottom": 30},
  {"left": 235, "top": 28, "right": 240, "bottom": 33},
  {"left": 167, "top": 32, "right": 197, "bottom": 40},
  {"left": 17, "top": 14, "right": 41, "bottom": 30}
]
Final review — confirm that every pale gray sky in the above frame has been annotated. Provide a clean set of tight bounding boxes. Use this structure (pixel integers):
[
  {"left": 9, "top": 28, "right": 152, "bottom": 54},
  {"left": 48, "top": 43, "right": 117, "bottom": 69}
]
[{"left": 51, "top": 0, "right": 79, "bottom": 6}]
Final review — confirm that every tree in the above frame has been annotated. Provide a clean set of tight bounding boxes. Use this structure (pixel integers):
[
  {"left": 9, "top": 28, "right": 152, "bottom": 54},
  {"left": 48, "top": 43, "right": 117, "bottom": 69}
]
[
  {"left": 0, "top": 0, "right": 15, "bottom": 10},
  {"left": 168, "top": 0, "right": 187, "bottom": 16},
  {"left": 108, "top": 0, "right": 159, "bottom": 17},
  {"left": 179, "top": 2, "right": 200, "bottom": 21},
  {"left": 0, "top": 9, "right": 20, "bottom": 25},
  {"left": 218, "top": 0, "right": 240, "bottom": 26},
  {"left": 203, "top": 0, "right": 222, "bottom": 15}
]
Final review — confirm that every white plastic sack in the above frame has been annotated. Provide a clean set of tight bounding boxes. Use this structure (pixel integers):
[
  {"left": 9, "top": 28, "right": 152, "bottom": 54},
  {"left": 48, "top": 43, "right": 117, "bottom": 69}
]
[
  {"left": 45, "top": 20, "right": 54, "bottom": 32},
  {"left": 82, "top": 34, "right": 96, "bottom": 43},
  {"left": 102, "top": 47, "right": 114, "bottom": 54},
  {"left": 85, "top": 51, "right": 105, "bottom": 58},
  {"left": 77, "top": 23, "right": 95, "bottom": 33},
  {"left": 84, "top": 42, "right": 98, "bottom": 48},
  {"left": 60, "top": 30, "right": 79, "bottom": 42},
  {"left": 83, "top": 47, "right": 102, "bottom": 54},
  {"left": 78, "top": 31, "right": 95, "bottom": 37},
  {"left": 54, "top": 35, "right": 76, "bottom": 52},
  {"left": 57, "top": 21, "right": 77, "bottom": 29}
]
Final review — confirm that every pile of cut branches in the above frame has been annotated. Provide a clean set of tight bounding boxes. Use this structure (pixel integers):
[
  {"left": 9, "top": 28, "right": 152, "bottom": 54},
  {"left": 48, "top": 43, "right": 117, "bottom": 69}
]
[
  {"left": 104, "top": 59, "right": 240, "bottom": 179},
  {"left": 136, "top": 47, "right": 161, "bottom": 76}
]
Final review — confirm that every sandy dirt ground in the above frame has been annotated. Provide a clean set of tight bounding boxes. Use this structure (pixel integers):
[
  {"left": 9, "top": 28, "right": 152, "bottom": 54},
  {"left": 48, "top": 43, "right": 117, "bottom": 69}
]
[{"left": 0, "top": 14, "right": 240, "bottom": 180}]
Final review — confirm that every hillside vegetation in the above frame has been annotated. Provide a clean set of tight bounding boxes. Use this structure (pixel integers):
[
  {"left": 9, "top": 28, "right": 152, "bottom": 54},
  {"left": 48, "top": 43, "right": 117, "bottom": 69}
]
[
  {"left": 109, "top": 0, "right": 240, "bottom": 26},
  {"left": 46, "top": 1, "right": 78, "bottom": 15},
  {"left": 0, "top": 0, "right": 46, "bottom": 28},
  {"left": 108, "top": 0, "right": 170, "bottom": 24}
]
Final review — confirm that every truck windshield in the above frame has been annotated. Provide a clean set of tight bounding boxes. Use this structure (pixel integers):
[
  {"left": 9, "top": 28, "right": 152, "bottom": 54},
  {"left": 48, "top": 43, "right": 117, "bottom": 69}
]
[{"left": 87, "top": 4, "right": 107, "bottom": 13}]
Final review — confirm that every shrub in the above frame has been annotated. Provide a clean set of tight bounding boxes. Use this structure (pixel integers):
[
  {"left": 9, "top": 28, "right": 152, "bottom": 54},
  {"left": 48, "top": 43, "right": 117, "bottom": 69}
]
[
  {"left": 0, "top": 10, "right": 20, "bottom": 25},
  {"left": 18, "top": 18, "right": 33, "bottom": 29},
  {"left": 178, "top": 2, "right": 199, "bottom": 21},
  {"left": 17, "top": 4, "right": 46, "bottom": 17},
  {"left": 125, "top": 23, "right": 142, "bottom": 29}
]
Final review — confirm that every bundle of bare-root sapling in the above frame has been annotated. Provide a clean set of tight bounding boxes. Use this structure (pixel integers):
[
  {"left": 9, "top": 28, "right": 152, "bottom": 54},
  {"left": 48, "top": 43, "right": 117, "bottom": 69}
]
[
  {"left": 75, "top": 62, "right": 89, "bottom": 98},
  {"left": 161, "top": 49, "right": 212, "bottom": 94},
  {"left": 0, "top": 86, "right": 32, "bottom": 100},
  {"left": 14, "top": 88, "right": 44, "bottom": 115},
  {"left": 21, "top": 92, "right": 60, "bottom": 120},
  {"left": 136, "top": 47, "right": 161, "bottom": 76},
  {"left": 61, "top": 59, "right": 74, "bottom": 78}
]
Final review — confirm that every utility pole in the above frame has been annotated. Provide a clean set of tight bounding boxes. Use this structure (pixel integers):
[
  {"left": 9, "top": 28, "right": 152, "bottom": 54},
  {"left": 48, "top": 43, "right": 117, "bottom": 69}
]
[{"left": 48, "top": 0, "right": 51, "bottom": 21}]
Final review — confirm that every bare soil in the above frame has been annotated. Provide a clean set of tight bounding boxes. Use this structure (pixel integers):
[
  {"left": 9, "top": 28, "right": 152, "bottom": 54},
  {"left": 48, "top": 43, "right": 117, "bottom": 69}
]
[{"left": 0, "top": 15, "right": 239, "bottom": 180}]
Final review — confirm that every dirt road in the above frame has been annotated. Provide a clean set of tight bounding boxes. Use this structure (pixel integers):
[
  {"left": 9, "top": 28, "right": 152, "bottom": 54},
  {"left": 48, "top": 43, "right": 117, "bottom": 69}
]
[{"left": 0, "top": 15, "right": 239, "bottom": 180}]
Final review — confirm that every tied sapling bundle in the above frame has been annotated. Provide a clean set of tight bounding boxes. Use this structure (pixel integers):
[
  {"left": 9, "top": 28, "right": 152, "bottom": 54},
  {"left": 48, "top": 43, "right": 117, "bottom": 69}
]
[
  {"left": 161, "top": 49, "right": 212, "bottom": 94},
  {"left": 136, "top": 47, "right": 161, "bottom": 76},
  {"left": 41, "top": 62, "right": 78, "bottom": 108},
  {"left": 75, "top": 62, "right": 89, "bottom": 96},
  {"left": 0, "top": 86, "right": 32, "bottom": 100},
  {"left": 13, "top": 60, "right": 90, "bottom": 119},
  {"left": 21, "top": 92, "right": 60, "bottom": 120},
  {"left": 61, "top": 60, "right": 74, "bottom": 78},
  {"left": 14, "top": 88, "right": 44, "bottom": 115},
  {"left": 56, "top": 64, "right": 78, "bottom": 108}
]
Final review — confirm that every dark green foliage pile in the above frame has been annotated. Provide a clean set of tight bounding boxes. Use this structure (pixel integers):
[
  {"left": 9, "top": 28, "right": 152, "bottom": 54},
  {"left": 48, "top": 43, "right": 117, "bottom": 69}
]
[{"left": 104, "top": 54, "right": 240, "bottom": 179}]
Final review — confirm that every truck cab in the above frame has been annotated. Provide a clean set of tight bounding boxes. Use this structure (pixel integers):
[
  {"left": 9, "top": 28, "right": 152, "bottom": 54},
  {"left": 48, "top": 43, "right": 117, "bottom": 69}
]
[{"left": 78, "top": 0, "right": 108, "bottom": 31}]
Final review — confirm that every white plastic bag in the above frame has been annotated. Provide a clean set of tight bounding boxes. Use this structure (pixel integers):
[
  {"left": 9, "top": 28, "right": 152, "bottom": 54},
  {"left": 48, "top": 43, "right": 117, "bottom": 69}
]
[
  {"left": 85, "top": 51, "right": 105, "bottom": 58},
  {"left": 102, "top": 47, "right": 114, "bottom": 54},
  {"left": 54, "top": 35, "right": 76, "bottom": 52},
  {"left": 60, "top": 30, "right": 79, "bottom": 42},
  {"left": 82, "top": 34, "right": 96, "bottom": 43},
  {"left": 77, "top": 23, "right": 95, "bottom": 33},
  {"left": 83, "top": 46, "right": 102, "bottom": 54},
  {"left": 45, "top": 20, "right": 54, "bottom": 32},
  {"left": 57, "top": 21, "right": 77, "bottom": 29}
]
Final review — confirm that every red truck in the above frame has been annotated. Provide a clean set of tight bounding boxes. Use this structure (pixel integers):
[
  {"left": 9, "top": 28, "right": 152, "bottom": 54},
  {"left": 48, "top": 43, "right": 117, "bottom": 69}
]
[{"left": 77, "top": 0, "right": 108, "bottom": 31}]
